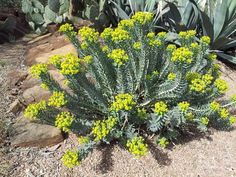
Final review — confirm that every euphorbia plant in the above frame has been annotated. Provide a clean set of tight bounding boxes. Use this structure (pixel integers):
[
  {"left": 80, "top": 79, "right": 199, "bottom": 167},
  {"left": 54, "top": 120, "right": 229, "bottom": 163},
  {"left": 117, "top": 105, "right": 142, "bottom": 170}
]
[{"left": 24, "top": 12, "right": 236, "bottom": 168}]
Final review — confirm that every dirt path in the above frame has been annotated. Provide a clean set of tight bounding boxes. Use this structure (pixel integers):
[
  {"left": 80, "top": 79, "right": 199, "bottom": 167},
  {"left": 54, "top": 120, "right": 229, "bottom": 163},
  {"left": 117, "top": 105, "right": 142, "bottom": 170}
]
[{"left": 0, "top": 41, "right": 236, "bottom": 177}]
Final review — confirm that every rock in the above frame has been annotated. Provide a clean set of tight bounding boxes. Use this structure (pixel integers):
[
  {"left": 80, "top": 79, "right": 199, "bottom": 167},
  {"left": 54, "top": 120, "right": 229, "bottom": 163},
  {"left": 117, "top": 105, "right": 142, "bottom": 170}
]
[
  {"left": 7, "top": 99, "right": 23, "bottom": 114},
  {"left": 34, "top": 44, "right": 77, "bottom": 64},
  {"left": 20, "top": 75, "right": 41, "bottom": 92},
  {"left": 22, "top": 85, "right": 51, "bottom": 105},
  {"left": 6, "top": 70, "right": 28, "bottom": 88},
  {"left": 25, "top": 35, "right": 72, "bottom": 66},
  {"left": 11, "top": 116, "right": 64, "bottom": 147},
  {"left": 27, "top": 33, "right": 52, "bottom": 45}
]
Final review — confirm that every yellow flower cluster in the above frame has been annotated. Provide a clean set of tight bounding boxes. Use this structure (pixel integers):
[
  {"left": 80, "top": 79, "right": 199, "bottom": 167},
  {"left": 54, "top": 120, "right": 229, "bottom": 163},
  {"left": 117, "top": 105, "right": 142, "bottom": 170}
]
[
  {"left": 214, "top": 79, "right": 229, "bottom": 94},
  {"left": 229, "top": 116, "right": 236, "bottom": 125},
  {"left": 179, "top": 30, "right": 196, "bottom": 39},
  {"left": 166, "top": 44, "right": 176, "bottom": 52},
  {"left": 92, "top": 117, "right": 117, "bottom": 140},
  {"left": 78, "top": 136, "right": 90, "bottom": 145},
  {"left": 189, "top": 78, "right": 206, "bottom": 93},
  {"left": 154, "top": 101, "right": 168, "bottom": 115},
  {"left": 60, "top": 53, "right": 81, "bottom": 75},
  {"left": 62, "top": 149, "right": 80, "bottom": 168},
  {"left": 201, "top": 117, "right": 209, "bottom": 125},
  {"left": 83, "top": 55, "right": 93, "bottom": 64},
  {"left": 78, "top": 26, "right": 99, "bottom": 43},
  {"left": 210, "top": 101, "right": 220, "bottom": 111},
  {"left": 149, "top": 39, "right": 162, "bottom": 47},
  {"left": 24, "top": 100, "right": 47, "bottom": 120},
  {"left": 178, "top": 101, "right": 190, "bottom": 112},
  {"left": 200, "top": 36, "right": 211, "bottom": 44},
  {"left": 102, "top": 45, "right": 109, "bottom": 53},
  {"left": 55, "top": 112, "right": 74, "bottom": 132},
  {"left": 186, "top": 112, "right": 194, "bottom": 121},
  {"left": 126, "top": 136, "right": 148, "bottom": 157},
  {"left": 111, "top": 93, "right": 136, "bottom": 111},
  {"left": 101, "top": 27, "right": 113, "bottom": 39},
  {"left": 81, "top": 42, "right": 88, "bottom": 50},
  {"left": 171, "top": 47, "right": 193, "bottom": 63},
  {"left": 40, "top": 83, "right": 49, "bottom": 90},
  {"left": 158, "top": 137, "right": 169, "bottom": 148},
  {"left": 133, "top": 42, "right": 142, "bottom": 50},
  {"left": 157, "top": 32, "right": 167, "bottom": 39},
  {"left": 48, "top": 91, "right": 67, "bottom": 108},
  {"left": 168, "top": 72, "right": 176, "bottom": 81},
  {"left": 231, "top": 94, "right": 236, "bottom": 102},
  {"left": 202, "top": 74, "right": 213, "bottom": 85},
  {"left": 147, "top": 32, "right": 155, "bottom": 39},
  {"left": 59, "top": 23, "right": 77, "bottom": 39},
  {"left": 208, "top": 53, "right": 217, "bottom": 61},
  {"left": 118, "top": 19, "right": 135, "bottom": 29},
  {"left": 30, "top": 63, "right": 48, "bottom": 78},
  {"left": 137, "top": 108, "right": 148, "bottom": 119},
  {"left": 111, "top": 28, "right": 131, "bottom": 42},
  {"left": 219, "top": 108, "right": 229, "bottom": 119},
  {"left": 190, "top": 42, "right": 200, "bottom": 50},
  {"left": 108, "top": 49, "right": 129, "bottom": 66},
  {"left": 49, "top": 54, "right": 63, "bottom": 66},
  {"left": 131, "top": 11, "right": 154, "bottom": 25}
]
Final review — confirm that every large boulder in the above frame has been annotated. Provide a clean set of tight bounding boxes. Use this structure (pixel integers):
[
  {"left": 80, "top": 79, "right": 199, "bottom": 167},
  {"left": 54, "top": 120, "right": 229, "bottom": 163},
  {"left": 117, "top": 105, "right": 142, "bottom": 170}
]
[{"left": 11, "top": 116, "right": 64, "bottom": 148}]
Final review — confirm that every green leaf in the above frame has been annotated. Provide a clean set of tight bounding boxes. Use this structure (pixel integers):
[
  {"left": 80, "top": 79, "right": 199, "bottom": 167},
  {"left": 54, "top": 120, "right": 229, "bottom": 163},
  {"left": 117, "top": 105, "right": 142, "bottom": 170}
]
[
  {"left": 217, "top": 52, "right": 236, "bottom": 64},
  {"left": 48, "top": 0, "right": 60, "bottom": 13},
  {"left": 21, "top": 0, "right": 33, "bottom": 14},
  {"left": 44, "top": 5, "right": 57, "bottom": 22},
  {"left": 31, "top": 13, "right": 45, "bottom": 25}
]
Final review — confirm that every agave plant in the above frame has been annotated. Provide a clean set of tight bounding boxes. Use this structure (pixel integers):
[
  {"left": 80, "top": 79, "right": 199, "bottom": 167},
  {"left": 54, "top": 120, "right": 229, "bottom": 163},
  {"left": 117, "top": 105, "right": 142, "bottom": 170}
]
[{"left": 24, "top": 12, "right": 236, "bottom": 167}]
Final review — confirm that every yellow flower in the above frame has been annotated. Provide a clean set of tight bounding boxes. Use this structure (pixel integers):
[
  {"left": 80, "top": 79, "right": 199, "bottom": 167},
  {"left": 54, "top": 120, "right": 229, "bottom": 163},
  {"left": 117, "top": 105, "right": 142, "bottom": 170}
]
[
  {"left": 186, "top": 112, "right": 194, "bottom": 121},
  {"left": 179, "top": 30, "right": 196, "bottom": 39},
  {"left": 154, "top": 101, "right": 168, "bottom": 115},
  {"left": 118, "top": 19, "right": 135, "bottom": 29},
  {"left": 168, "top": 72, "right": 176, "bottom": 81},
  {"left": 214, "top": 79, "right": 229, "bottom": 94},
  {"left": 201, "top": 117, "right": 209, "bottom": 125},
  {"left": 131, "top": 11, "right": 154, "bottom": 25},
  {"left": 24, "top": 100, "right": 47, "bottom": 120},
  {"left": 81, "top": 42, "right": 88, "bottom": 50},
  {"left": 147, "top": 32, "right": 155, "bottom": 39},
  {"left": 49, "top": 54, "right": 63, "bottom": 66},
  {"left": 101, "top": 45, "right": 109, "bottom": 53},
  {"left": 62, "top": 149, "right": 80, "bottom": 168},
  {"left": 101, "top": 27, "right": 113, "bottom": 39},
  {"left": 157, "top": 32, "right": 167, "bottom": 39},
  {"left": 189, "top": 78, "right": 206, "bottom": 93},
  {"left": 60, "top": 53, "right": 80, "bottom": 75},
  {"left": 40, "top": 83, "right": 49, "bottom": 90},
  {"left": 202, "top": 74, "right": 213, "bottom": 85},
  {"left": 108, "top": 49, "right": 129, "bottom": 66},
  {"left": 219, "top": 108, "right": 229, "bottom": 119},
  {"left": 149, "top": 39, "right": 162, "bottom": 47},
  {"left": 55, "top": 112, "right": 74, "bottom": 132},
  {"left": 133, "top": 42, "right": 142, "bottom": 50},
  {"left": 83, "top": 55, "right": 93, "bottom": 64},
  {"left": 186, "top": 72, "right": 201, "bottom": 81},
  {"left": 111, "top": 28, "right": 131, "bottom": 42},
  {"left": 171, "top": 47, "right": 193, "bottom": 63},
  {"left": 92, "top": 117, "right": 117, "bottom": 141},
  {"left": 200, "top": 36, "right": 211, "bottom": 44},
  {"left": 78, "top": 136, "right": 90, "bottom": 145},
  {"left": 30, "top": 63, "right": 48, "bottom": 78},
  {"left": 158, "top": 137, "right": 169, "bottom": 148},
  {"left": 231, "top": 94, "right": 236, "bottom": 102},
  {"left": 178, "top": 101, "right": 190, "bottom": 112},
  {"left": 166, "top": 44, "right": 176, "bottom": 52},
  {"left": 111, "top": 93, "right": 136, "bottom": 112},
  {"left": 208, "top": 53, "right": 217, "bottom": 60},
  {"left": 78, "top": 26, "right": 99, "bottom": 43},
  {"left": 210, "top": 101, "right": 220, "bottom": 111},
  {"left": 59, "top": 23, "right": 77, "bottom": 39},
  {"left": 190, "top": 42, "right": 200, "bottom": 50},
  {"left": 229, "top": 116, "right": 236, "bottom": 125},
  {"left": 48, "top": 91, "right": 67, "bottom": 108},
  {"left": 126, "top": 136, "right": 148, "bottom": 158}
]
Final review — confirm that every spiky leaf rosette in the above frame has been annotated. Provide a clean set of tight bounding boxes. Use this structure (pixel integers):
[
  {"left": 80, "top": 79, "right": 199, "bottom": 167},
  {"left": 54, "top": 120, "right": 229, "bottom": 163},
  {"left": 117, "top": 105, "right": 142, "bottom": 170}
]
[{"left": 25, "top": 12, "right": 236, "bottom": 168}]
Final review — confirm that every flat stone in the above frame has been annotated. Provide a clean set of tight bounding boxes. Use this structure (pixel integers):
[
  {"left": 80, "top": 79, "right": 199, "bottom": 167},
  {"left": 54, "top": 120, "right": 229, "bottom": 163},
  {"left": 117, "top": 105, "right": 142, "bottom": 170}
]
[
  {"left": 7, "top": 99, "right": 23, "bottom": 114},
  {"left": 20, "top": 75, "right": 41, "bottom": 92},
  {"left": 27, "top": 33, "right": 52, "bottom": 45},
  {"left": 11, "top": 117, "right": 64, "bottom": 147},
  {"left": 22, "top": 85, "right": 51, "bottom": 105},
  {"left": 6, "top": 70, "right": 28, "bottom": 88}
]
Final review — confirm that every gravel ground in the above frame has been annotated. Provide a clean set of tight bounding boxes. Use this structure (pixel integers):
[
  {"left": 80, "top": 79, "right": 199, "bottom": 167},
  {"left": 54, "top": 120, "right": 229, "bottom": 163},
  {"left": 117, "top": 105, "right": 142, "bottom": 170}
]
[{"left": 1, "top": 41, "right": 236, "bottom": 177}]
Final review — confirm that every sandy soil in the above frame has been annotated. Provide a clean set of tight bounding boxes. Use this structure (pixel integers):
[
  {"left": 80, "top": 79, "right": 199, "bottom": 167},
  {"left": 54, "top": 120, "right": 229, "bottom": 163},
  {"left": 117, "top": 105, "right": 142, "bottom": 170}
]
[{"left": 1, "top": 40, "right": 236, "bottom": 177}]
